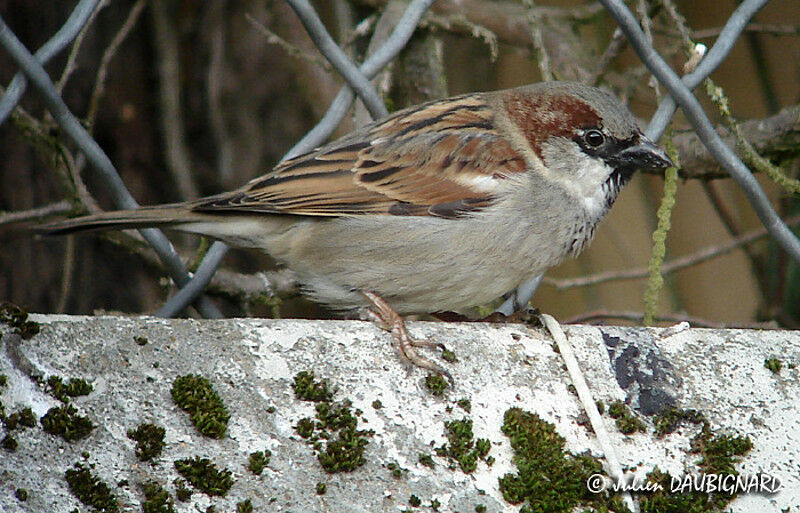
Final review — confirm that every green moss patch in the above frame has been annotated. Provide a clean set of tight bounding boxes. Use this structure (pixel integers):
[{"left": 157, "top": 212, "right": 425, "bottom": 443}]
[
  {"left": 173, "top": 478, "right": 191, "bottom": 501},
  {"left": 640, "top": 419, "right": 753, "bottom": 512},
  {"left": 498, "top": 408, "right": 614, "bottom": 513},
  {"left": 171, "top": 375, "right": 230, "bottom": 438},
  {"left": 291, "top": 371, "right": 373, "bottom": 473},
  {"left": 2, "top": 406, "right": 36, "bottom": 430},
  {"left": 424, "top": 374, "right": 449, "bottom": 396},
  {"left": 765, "top": 357, "right": 783, "bottom": 374},
  {"left": 608, "top": 401, "right": 646, "bottom": 435},
  {"left": 248, "top": 450, "right": 271, "bottom": 475},
  {"left": 0, "top": 302, "right": 40, "bottom": 339},
  {"left": 292, "top": 370, "right": 333, "bottom": 402},
  {"left": 418, "top": 453, "right": 435, "bottom": 468},
  {"left": 127, "top": 423, "right": 166, "bottom": 461},
  {"left": 65, "top": 463, "right": 119, "bottom": 513},
  {"left": 140, "top": 481, "right": 176, "bottom": 513},
  {"left": 173, "top": 457, "right": 234, "bottom": 497},
  {"left": 41, "top": 404, "right": 95, "bottom": 441},
  {"left": 237, "top": 498, "right": 254, "bottom": 513},
  {"left": 15, "top": 488, "right": 28, "bottom": 501},
  {"left": 2, "top": 434, "right": 18, "bottom": 451},
  {"left": 434, "top": 418, "right": 491, "bottom": 473},
  {"left": 653, "top": 407, "right": 707, "bottom": 438},
  {"left": 47, "top": 376, "right": 93, "bottom": 402}
]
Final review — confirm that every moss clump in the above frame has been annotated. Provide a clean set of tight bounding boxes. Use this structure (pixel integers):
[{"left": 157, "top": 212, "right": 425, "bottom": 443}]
[
  {"left": 291, "top": 372, "right": 373, "bottom": 473},
  {"left": 475, "top": 504, "right": 486, "bottom": 513},
  {"left": 65, "top": 463, "right": 119, "bottom": 513},
  {"left": 141, "top": 481, "right": 175, "bottom": 513},
  {"left": 435, "top": 418, "right": 491, "bottom": 473},
  {"left": 134, "top": 336, "right": 149, "bottom": 346},
  {"left": 2, "top": 434, "right": 18, "bottom": 451},
  {"left": 127, "top": 423, "right": 166, "bottom": 461},
  {"left": 237, "top": 499, "right": 253, "bottom": 513},
  {"left": 315, "top": 482, "right": 327, "bottom": 495},
  {"left": 41, "top": 404, "right": 95, "bottom": 441},
  {"left": 371, "top": 399, "right": 383, "bottom": 409},
  {"left": 47, "top": 376, "right": 93, "bottom": 402},
  {"left": 457, "top": 398, "right": 472, "bottom": 413},
  {"left": 653, "top": 407, "right": 707, "bottom": 437},
  {"left": 386, "top": 461, "right": 406, "bottom": 479},
  {"left": 317, "top": 424, "right": 371, "bottom": 472},
  {"left": 0, "top": 374, "right": 7, "bottom": 388},
  {"left": 442, "top": 349, "right": 457, "bottom": 363},
  {"left": 248, "top": 450, "right": 271, "bottom": 475},
  {"left": 0, "top": 302, "right": 40, "bottom": 339},
  {"left": 171, "top": 375, "right": 230, "bottom": 439},
  {"left": 694, "top": 431, "right": 753, "bottom": 475},
  {"left": 498, "top": 408, "right": 608, "bottom": 513},
  {"left": 291, "top": 371, "right": 333, "bottom": 402},
  {"left": 607, "top": 401, "right": 646, "bottom": 435},
  {"left": 409, "top": 494, "right": 421, "bottom": 507},
  {"left": 295, "top": 417, "right": 316, "bottom": 439},
  {"left": 418, "top": 453, "right": 435, "bottom": 468},
  {"left": 3, "top": 406, "right": 36, "bottom": 430},
  {"left": 173, "top": 478, "right": 191, "bottom": 501},
  {"left": 174, "top": 457, "right": 233, "bottom": 497},
  {"left": 15, "top": 488, "right": 28, "bottom": 501},
  {"left": 639, "top": 422, "right": 753, "bottom": 512},
  {"left": 424, "top": 374, "right": 449, "bottom": 396},
  {"left": 765, "top": 357, "right": 783, "bottom": 374}
]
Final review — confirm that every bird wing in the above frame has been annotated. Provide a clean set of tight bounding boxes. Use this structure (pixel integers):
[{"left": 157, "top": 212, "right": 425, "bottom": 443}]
[{"left": 193, "top": 94, "right": 527, "bottom": 219}]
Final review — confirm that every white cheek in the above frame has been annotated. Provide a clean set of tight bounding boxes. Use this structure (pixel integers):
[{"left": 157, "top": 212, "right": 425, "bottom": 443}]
[{"left": 554, "top": 158, "right": 615, "bottom": 220}]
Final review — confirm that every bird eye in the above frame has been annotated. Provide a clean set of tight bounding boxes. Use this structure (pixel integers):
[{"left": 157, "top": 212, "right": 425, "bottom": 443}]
[{"left": 584, "top": 129, "right": 605, "bottom": 148}]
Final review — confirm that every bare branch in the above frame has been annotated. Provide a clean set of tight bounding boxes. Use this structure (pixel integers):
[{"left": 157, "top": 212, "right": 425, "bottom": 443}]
[
  {"left": 653, "top": 104, "right": 800, "bottom": 180},
  {"left": 245, "top": 13, "right": 333, "bottom": 72},
  {"left": 86, "top": 0, "right": 146, "bottom": 128},
  {"left": 150, "top": 0, "right": 199, "bottom": 200},
  {"left": 0, "top": 201, "right": 72, "bottom": 226},
  {"left": 285, "top": 0, "right": 388, "bottom": 119},
  {"left": 563, "top": 310, "right": 779, "bottom": 329},
  {"left": 545, "top": 214, "right": 800, "bottom": 291}
]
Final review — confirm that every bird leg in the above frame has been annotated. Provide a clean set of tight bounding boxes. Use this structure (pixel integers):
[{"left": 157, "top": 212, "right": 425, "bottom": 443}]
[{"left": 361, "top": 290, "right": 451, "bottom": 381}]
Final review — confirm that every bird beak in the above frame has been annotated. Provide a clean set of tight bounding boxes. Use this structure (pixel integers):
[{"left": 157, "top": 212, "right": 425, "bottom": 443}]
[{"left": 613, "top": 138, "right": 674, "bottom": 170}]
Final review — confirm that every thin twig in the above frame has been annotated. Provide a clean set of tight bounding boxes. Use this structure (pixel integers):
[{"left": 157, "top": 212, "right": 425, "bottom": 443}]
[
  {"left": 245, "top": 13, "right": 333, "bottom": 72},
  {"left": 285, "top": 0, "right": 388, "bottom": 119},
  {"left": 150, "top": 0, "right": 199, "bottom": 200},
  {"left": 210, "top": 5, "right": 235, "bottom": 186},
  {"left": 56, "top": 235, "right": 76, "bottom": 313},
  {"left": 563, "top": 309, "right": 778, "bottom": 329},
  {"left": 545, "top": 214, "right": 800, "bottom": 291},
  {"left": 692, "top": 22, "right": 800, "bottom": 40},
  {"left": 522, "top": 0, "right": 553, "bottom": 81},
  {"left": 86, "top": 0, "right": 146, "bottom": 128},
  {"left": 56, "top": 0, "right": 109, "bottom": 94},
  {"left": 0, "top": 200, "right": 73, "bottom": 226}
]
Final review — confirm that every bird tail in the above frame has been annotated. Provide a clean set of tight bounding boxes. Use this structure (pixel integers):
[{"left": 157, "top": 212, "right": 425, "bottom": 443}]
[{"left": 37, "top": 204, "right": 200, "bottom": 235}]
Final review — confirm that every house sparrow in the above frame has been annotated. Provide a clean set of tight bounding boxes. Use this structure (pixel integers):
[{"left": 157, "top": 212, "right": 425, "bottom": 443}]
[{"left": 42, "top": 81, "right": 672, "bottom": 376}]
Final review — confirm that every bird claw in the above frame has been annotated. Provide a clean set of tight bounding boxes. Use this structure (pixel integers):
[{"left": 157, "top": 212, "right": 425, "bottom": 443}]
[{"left": 361, "top": 291, "right": 452, "bottom": 382}]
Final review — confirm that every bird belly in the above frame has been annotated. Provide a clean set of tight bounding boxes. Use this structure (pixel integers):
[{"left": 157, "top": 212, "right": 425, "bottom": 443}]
[{"left": 282, "top": 212, "right": 573, "bottom": 314}]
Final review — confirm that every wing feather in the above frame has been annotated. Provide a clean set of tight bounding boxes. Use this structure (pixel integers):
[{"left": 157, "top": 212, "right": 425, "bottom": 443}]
[{"left": 193, "top": 94, "right": 527, "bottom": 219}]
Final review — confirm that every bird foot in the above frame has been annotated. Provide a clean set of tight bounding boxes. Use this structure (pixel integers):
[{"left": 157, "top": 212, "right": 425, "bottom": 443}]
[{"left": 361, "top": 290, "right": 452, "bottom": 383}]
